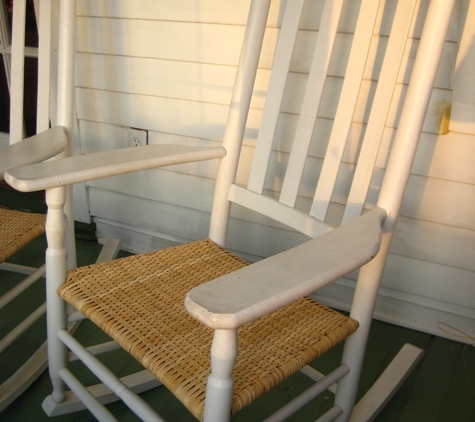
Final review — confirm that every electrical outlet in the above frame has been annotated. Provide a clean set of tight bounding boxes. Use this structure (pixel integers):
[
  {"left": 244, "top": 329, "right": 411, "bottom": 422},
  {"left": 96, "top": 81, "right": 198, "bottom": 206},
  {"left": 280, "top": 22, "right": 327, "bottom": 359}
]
[{"left": 129, "top": 128, "right": 148, "bottom": 147}]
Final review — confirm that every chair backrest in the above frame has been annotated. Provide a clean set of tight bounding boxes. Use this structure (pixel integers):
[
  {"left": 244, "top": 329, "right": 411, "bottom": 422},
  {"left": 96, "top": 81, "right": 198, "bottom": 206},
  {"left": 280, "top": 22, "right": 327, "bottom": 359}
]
[{"left": 209, "top": 0, "right": 451, "bottom": 250}]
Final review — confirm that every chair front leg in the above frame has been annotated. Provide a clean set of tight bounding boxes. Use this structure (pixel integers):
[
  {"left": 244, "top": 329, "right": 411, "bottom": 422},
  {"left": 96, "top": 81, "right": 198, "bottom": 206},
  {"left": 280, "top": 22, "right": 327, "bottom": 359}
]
[
  {"left": 45, "top": 187, "right": 69, "bottom": 403},
  {"left": 203, "top": 329, "right": 238, "bottom": 422}
]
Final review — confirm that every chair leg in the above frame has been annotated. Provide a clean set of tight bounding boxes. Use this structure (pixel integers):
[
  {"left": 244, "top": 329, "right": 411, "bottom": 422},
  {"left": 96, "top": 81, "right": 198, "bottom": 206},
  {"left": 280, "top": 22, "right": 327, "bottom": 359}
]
[
  {"left": 203, "top": 329, "right": 238, "bottom": 422},
  {"left": 45, "top": 187, "right": 69, "bottom": 403},
  {"left": 334, "top": 248, "right": 389, "bottom": 422}
]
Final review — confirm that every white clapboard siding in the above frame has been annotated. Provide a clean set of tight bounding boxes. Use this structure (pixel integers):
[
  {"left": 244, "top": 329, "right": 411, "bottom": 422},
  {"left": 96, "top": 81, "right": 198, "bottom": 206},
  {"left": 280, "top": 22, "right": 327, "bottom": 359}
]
[
  {"left": 76, "top": 89, "right": 261, "bottom": 141},
  {"left": 89, "top": 187, "right": 310, "bottom": 259},
  {"left": 89, "top": 166, "right": 475, "bottom": 273},
  {"left": 75, "top": 16, "right": 457, "bottom": 81},
  {"left": 312, "top": 277, "right": 475, "bottom": 343},
  {"left": 76, "top": 0, "right": 461, "bottom": 41},
  {"left": 75, "top": 37, "right": 455, "bottom": 96}
]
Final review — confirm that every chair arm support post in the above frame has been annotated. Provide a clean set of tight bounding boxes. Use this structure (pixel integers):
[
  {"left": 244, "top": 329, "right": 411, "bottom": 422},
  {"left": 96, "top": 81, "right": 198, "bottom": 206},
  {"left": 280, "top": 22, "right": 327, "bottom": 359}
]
[
  {"left": 203, "top": 329, "right": 238, "bottom": 422},
  {"left": 45, "top": 187, "right": 69, "bottom": 403}
]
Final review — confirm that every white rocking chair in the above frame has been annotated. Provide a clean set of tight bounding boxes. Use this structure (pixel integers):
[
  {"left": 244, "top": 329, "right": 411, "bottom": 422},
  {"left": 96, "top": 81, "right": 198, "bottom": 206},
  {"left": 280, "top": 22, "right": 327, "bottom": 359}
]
[
  {"left": 5, "top": 0, "right": 456, "bottom": 420},
  {"left": 0, "top": 0, "right": 120, "bottom": 411}
]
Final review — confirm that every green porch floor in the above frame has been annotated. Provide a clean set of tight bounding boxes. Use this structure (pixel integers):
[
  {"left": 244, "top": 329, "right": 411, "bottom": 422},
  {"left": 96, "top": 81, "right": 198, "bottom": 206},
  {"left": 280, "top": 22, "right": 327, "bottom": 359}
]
[{"left": 0, "top": 185, "right": 474, "bottom": 421}]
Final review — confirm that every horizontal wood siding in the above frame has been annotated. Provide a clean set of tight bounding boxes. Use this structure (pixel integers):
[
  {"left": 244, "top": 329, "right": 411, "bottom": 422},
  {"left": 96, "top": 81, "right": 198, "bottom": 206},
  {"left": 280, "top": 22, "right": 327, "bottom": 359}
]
[{"left": 74, "top": 0, "right": 475, "bottom": 343}]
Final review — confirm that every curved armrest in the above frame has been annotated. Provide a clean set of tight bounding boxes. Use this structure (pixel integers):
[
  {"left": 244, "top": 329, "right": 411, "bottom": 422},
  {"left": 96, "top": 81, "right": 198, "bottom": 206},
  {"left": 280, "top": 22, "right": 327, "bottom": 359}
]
[
  {"left": 0, "top": 126, "right": 67, "bottom": 181},
  {"left": 185, "top": 207, "right": 387, "bottom": 329},
  {"left": 5, "top": 145, "right": 226, "bottom": 192}
]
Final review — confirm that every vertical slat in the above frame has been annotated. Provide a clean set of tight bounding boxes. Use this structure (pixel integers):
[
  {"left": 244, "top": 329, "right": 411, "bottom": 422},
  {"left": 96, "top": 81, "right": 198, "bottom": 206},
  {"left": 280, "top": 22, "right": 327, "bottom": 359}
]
[
  {"left": 341, "top": 0, "right": 418, "bottom": 224},
  {"left": 247, "top": 0, "right": 305, "bottom": 194},
  {"left": 310, "top": 0, "right": 381, "bottom": 221},
  {"left": 9, "top": 0, "right": 27, "bottom": 145},
  {"left": 36, "top": 0, "right": 53, "bottom": 133},
  {"left": 279, "top": 0, "right": 344, "bottom": 207}
]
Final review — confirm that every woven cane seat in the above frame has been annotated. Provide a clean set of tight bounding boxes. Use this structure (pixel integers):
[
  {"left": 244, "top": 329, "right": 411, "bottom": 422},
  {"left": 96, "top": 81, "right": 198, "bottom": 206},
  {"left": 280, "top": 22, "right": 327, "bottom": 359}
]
[
  {"left": 59, "top": 239, "right": 358, "bottom": 420},
  {"left": 0, "top": 207, "right": 46, "bottom": 263}
]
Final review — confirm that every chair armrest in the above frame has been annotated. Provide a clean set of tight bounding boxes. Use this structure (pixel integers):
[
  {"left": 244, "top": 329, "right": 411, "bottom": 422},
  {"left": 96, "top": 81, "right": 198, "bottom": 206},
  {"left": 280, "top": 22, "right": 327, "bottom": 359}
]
[
  {"left": 0, "top": 126, "right": 67, "bottom": 181},
  {"left": 185, "top": 207, "right": 387, "bottom": 329},
  {"left": 5, "top": 145, "right": 226, "bottom": 192}
]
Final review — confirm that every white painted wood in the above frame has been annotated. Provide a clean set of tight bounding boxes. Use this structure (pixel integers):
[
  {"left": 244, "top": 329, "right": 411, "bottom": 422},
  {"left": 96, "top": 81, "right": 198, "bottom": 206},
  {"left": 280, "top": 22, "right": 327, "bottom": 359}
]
[
  {"left": 95, "top": 238, "right": 122, "bottom": 264},
  {"left": 228, "top": 184, "right": 333, "bottom": 238},
  {"left": 36, "top": 0, "right": 52, "bottom": 133},
  {"left": 44, "top": 186, "right": 69, "bottom": 403},
  {"left": 43, "top": 370, "right": 160, "bottom": 416},
  {"left": 342, "top": 0, "right": 417, "bottom": 224},
  {"left": 5, "top": 145, "right": 225, "bottom": 192},
  {"left": 279, "top": 0, "right": 343, "bottom": 207},
  {"left": 68, "top": 341, "right": 121, "bottom": 362},
  {"left": 208, "top": 0, "right": 271, "bottom": 246},
  {"left": 76, "top": 0, "right": 461, "bottom": 41},
  {"left": 59, "top": 368, "right": 118, "bottom": 422},
  {"left": 299, "top": 366, "right": 337, "bottom": 394},
  {"left": 57, "top": 330, "right": 164, "bottom": 422},
  {"left": 89, "top": 175, "right": 475, "bottom": 271},
  {"left": 55, "top": 0, "right": 77, "bottom": 271},
  {"left": 9, "top": 0, "right": 26, "bottom": 145},
  {"left": 74, "top": 82, "right": 450, "bottom": 147},
  {"left": 203, "top": 330, "right": 238, "bottom": 422},
  {"left": 0, "top": 126, "right": 67, "bottom": 179},
  {"left": 259, "top": 151, "right": 475, "bottom": 230},
  {"left": 77, "top": 0, "right": 256, "bottom": 26},
  {"left": 76, "top": 17, "right": 247, "bottom": 67},
  {"left": 246, "top": 0, "right": 305, "bottom": 194},
  {"left": 0, "top": 265, "right": 45, "bottom": 307},
  {"left": 186, "top": 208, "right": 386, "bottom": 329},
  {"left": 349, "top": 344, "right": 424, "bottom": 422},
  {"left": 0, "top": 342, "right": 48, "bottom": 411},
  {"left": 314, "top": 279, "right": 475, "bottom": 344},
  {"left": 450, "top": 0, "right": 475, "bottom": 134},
  {"left": 263, "top": 365, "right": 349, "bottom": 422},
  {"left": 0, "top": 303, "right": 45, "bottom": 353},
  {"left": 310, "top": 0, "right": 380, "bottom": 221},
  {"left": 0, "top": 262, "right": 45, "bottom": 275}
]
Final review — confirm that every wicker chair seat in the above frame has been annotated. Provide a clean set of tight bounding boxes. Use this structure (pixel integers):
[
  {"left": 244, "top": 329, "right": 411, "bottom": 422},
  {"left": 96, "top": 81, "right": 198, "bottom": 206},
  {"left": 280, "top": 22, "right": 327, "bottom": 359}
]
[
  {"left": 59, "top": 238, "right": 358, "bottom": 420},
  {"left": 0, "top": 207, "right": 46, "bottom": 264}
]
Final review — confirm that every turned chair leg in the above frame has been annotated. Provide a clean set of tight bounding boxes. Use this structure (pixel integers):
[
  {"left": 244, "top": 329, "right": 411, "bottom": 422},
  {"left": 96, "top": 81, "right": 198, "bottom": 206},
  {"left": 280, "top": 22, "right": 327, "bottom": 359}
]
[{"left": 203, "top": 329, "right": 238, "bottom": 422}]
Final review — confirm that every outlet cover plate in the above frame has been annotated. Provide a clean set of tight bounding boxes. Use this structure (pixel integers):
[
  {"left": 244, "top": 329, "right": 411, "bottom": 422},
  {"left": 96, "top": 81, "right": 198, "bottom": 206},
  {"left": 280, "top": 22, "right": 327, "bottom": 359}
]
[{"left": 129, "top": 128, "right": 148, "bottom": 147}]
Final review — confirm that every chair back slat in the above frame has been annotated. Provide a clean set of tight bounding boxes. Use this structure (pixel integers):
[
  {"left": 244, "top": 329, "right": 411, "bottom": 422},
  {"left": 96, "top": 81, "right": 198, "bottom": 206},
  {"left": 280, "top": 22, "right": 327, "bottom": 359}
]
[
  {"left": 247, "top": 0, "right": 305, "bottom": 194},
  {"left": 9, "top": 0, "right": 27, "bottom": 145},
  {"left": 219, "top": 0, "right": 446, "bottom": 240},
  {"left": 279, "top": 0, "right": 344, "bottom": 208},
  {"left": 36, "top": 0, "right": 53, "bottom": 133},
  {"left": 342, "top": 0, "right": 418, "bottom": 224},
  {"left": 310, "top": 0, "right": 381, "bottom": 221}
]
